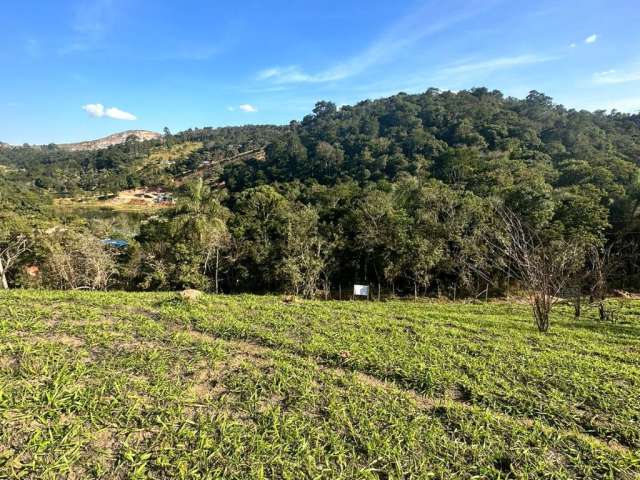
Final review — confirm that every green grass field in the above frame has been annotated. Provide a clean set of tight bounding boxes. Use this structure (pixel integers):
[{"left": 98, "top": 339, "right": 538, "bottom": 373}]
[{"left": 0, "top": 291, "right": 638, "bottom": 479}]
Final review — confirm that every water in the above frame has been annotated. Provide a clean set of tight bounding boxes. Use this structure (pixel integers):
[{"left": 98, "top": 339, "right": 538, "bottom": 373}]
[{"left": 54, "top": 206, "right": 149, "bottom": 238}]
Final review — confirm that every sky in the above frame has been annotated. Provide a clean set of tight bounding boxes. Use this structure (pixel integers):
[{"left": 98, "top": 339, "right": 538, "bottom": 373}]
[{"left": 1, "top": 0, "right": 639, "bottom": 145}]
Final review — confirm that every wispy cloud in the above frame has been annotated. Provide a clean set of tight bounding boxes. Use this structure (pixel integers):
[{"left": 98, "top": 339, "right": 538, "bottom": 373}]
[
  {"left": 257, "top": 66, "right": 337, "bottom": 84},
  {"left": 83, "top": 103, "right": 137, "bottom": 120},
  {"left": 585, "top": 34, "right": 598, "bottom": 44},
  {"left": 239, "top": 104, "right": 257, "bottom": 113},
  {"left": 60, "top": 0, "right": 120, "bottom": 55},
  {"left": 593, "top": 67, "right": 640, "bottom": 85},
  {"left": 72, "top": 0, "right": 117, "bottom": 35},
  {"left": 257, "top": 0, "right": 497, "bottom": 84},
  {"left": 438, "top": 54, "right": 559, "bottom": 77}
]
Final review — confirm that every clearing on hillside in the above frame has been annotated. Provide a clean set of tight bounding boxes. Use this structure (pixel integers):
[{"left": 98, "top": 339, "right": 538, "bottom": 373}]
[{"left": 0, "top": 291, "right": 638, "bottom": 479}]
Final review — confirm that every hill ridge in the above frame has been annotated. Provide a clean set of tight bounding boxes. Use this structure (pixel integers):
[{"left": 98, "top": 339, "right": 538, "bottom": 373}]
[{"left": 58, "top": 130, "right": 162, "bottom": 151}]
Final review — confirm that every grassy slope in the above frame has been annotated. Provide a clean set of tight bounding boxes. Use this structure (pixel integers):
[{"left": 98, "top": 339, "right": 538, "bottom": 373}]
[
  {"left": 142, "top": 142, "right": 203, "bottom": 169},
  {"left": 0, "top": 291, "right": 638, "bottom": 479}
]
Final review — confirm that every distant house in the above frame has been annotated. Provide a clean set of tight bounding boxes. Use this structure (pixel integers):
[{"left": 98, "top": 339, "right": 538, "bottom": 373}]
[{"left": 155, "top": 193, "right": 174, "bottom": 204}]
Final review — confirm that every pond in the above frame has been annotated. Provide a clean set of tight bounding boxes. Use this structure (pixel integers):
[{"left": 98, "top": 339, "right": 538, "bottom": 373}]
[{"left": 53, "top": 206, "right": 151, "bottom": 238}]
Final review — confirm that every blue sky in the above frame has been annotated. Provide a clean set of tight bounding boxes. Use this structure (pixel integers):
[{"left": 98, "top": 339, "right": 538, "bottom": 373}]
[{"left": 1, "top": 0, "right": 639, "bottom": 145}]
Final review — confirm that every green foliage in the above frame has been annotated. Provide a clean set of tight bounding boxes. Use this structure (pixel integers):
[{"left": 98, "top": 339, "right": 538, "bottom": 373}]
[
  {"left": 132, "top": 179, "right": 230, "bottom": 291},
  {"left": 3, "top": 88, "right": 640, "bottom": 294},
  {"left": 0, "top": 291, "right": 638, "bottom": 478}
]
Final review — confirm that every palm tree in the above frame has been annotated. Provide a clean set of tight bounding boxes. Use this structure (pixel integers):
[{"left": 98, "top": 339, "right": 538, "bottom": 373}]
[{"left": 170, "top": 178, "right": 230, "bottom": 293}]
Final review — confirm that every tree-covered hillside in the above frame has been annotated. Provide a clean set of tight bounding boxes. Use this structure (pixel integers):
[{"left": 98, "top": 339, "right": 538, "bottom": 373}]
[
  {"left": 2, "top": 88, "right": 640, "bottom": 297},
  {"left": 0, "top": 125, "right": 286, "bottom": 195}
]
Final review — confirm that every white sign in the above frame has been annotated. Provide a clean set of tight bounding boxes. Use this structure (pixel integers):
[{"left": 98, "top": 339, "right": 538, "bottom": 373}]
[{"left": 353, "top": 284, "right": 369, "bottom": 297}]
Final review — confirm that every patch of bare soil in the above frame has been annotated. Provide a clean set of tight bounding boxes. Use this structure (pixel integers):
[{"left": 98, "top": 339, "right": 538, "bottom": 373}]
[{"left": 25, "top": 333, "right": 86, "bottom": 348}]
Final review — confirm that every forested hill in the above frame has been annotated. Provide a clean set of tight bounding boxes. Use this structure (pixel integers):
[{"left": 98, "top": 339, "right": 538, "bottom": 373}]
[
  {"left": 225, "top": 89, "right": 640, "bottom": 196},
  {"left": 0, "top": 124, "right": 286, "bottom": 194},
  {"left": 2, "top": 88, "right": 640, "bottom": 293},
  {"left": 223, "top": 88, "right": 640, "bottom": 238}
]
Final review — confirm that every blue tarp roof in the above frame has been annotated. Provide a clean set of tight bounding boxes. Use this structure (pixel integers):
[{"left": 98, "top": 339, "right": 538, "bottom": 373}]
[{"left": 102, "top": 238, "right": 129, "bottom": 249}]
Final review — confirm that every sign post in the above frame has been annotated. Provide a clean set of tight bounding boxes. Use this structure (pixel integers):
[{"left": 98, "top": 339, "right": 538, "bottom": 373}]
[{"left": 353, "top": 284, "right": 369, "bottom": 300}]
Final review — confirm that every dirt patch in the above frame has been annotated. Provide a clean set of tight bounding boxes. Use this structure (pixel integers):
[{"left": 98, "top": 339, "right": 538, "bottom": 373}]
[
  {"left": 187, "top": 360, "right": 215, "bottom": 399},
  {"left": 43, "top": 315, "right": 61, "bottom": 328},
  {"left": 0, "top": 354, "right": 16, "bottom": 370},
  {"left": 445, "top": 384, "right": 472, "bottom": 403},
  {"left": 177, "top": 328, "right": 272, "bottom": 363},
  {"left": 93, "top": 428, "right": 117, "bottom": 453},
  {"left": 30, "top": 333, "right": 86, "bottom": 348},
  {"left": 66, "top": 316, "right": 116, "bottom": 327},
  {"left": 258, "top": 393, "right": 286, "bottom": 412},
  {"left": 56, "top": 334, "right": 85, "bottom": 347},
  {"left": 113, "top": 339, "right": 165, "bottom": 352},
  {"left": 226, "top": 339, "right": 271, "bottom": 359}
]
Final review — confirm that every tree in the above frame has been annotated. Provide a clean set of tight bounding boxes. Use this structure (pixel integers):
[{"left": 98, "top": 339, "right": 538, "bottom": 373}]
[
  {"left": 352, "top": 189, "right": 408, "bottom": 298},
  {"left": 587, "top": 244, "right": 618, "bottom": 321},
  {"left": 163, "top": 127, "right": 175, "bottom": 149},
  {"left": 0, "top": 213, "right": 31, "bottom": 289},
  {"left": 166, "top": 178, "right": 230, "bottom": 291},
  {"left": 278, "top": 205, "right": 326, "bottom": 298},
  {"left": 40, "top": 229, "right": 117, "bottom": 290},
  {"left": 0, "top": 234, "right": 29, "bottom": 289},
  {"left": 489, "top": 209, "right": 582, "bottom": 332},
  {"left": 230, "top": 185, "right": 291, "bottom": 291}
]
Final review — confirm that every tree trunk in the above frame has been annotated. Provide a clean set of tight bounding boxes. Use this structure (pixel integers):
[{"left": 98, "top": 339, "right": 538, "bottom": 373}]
[
  {"left": 215, "top": 248, "right": 220, "bottom": 294},
  {"left": 598, "top": 302, "right": 607, "bottom": 322},
  {"left": 532, "top": 294, "right": 551, "bottom": 332},
  {"left": 0, "top": 258, "right": 8, "bottom": 290},
  {"left": 574, "top": 294, "right": 581, "bottom": 319},
  {"left": 414, "top": 281, "right": 418, "bottom": 300}
]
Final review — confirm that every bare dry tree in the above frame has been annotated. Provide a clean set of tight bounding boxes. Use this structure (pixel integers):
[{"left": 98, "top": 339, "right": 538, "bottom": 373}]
[
  {"left": 587, "top": 243, "right": 619, "bottom": 321},
  {"left": 487, "top": 209, "right": 582, "bottom": 332},
  {"left": 41, "top": 230, "right": 117, "bottom": 290},
  {"left": 0, "top": 234, "right": 29, "bottom": 289}
]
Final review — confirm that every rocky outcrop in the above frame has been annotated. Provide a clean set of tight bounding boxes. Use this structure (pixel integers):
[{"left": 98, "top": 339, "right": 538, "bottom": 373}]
[{"left": 59, "top": 130, "right": 162, "bottom": 151}]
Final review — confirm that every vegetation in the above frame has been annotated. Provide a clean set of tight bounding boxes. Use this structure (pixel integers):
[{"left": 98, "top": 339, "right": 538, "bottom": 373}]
[
  {"left": 0, "top": 290, "right": 638, "bottom": 479},
  {"left": 2, "top": 88, "right": 640, "bottom": 330}
]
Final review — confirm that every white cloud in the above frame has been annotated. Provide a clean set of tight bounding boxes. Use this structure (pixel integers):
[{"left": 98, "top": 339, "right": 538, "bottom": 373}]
[
  {"left": 438, "top": 54, "right": 558, "bottom": 77},
  {"left": 227, "top": 106, "right": 235, "bottom": 112},
  {"left": 593, "top": 68, "right": 640, "bottom": 85},
  {"left": 82, "top": 103, "right": 137, "bottom": 120},
  {"left": 257, "top": 1, "right": 496, "bottom": 84},
  {"left": 83, "top": 103, "right": 105, "bottom": 117},
  {"left": 585, "top": 34, "right": 598, "bottom": 44},
  {"left": 239, "top": 104, "right": 257, "bottom": 113},
  {"left": 569, "top": 43, "right": 577, "bottom": 48},
  {"left": 105, "top": 107, "right": 136, "bottom": 120},
  {"left": 257, "top": 66, "right": 329, "bottom": 84}
]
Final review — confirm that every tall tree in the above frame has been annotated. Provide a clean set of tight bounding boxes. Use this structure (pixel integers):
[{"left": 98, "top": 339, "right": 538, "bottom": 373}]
[{"left": 169, "top": 178, "right": 231, "bottom": 292}]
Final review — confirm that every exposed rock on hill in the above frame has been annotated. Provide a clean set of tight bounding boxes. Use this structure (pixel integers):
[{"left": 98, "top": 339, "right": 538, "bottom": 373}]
[{"left": 59, "top": 130, "right": 162, "bottom": 151}]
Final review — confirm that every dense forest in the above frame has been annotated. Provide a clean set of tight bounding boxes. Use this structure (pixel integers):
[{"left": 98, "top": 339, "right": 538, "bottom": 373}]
[{"left": 2, "top": 88, "right": 640, "bottom": 301}]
